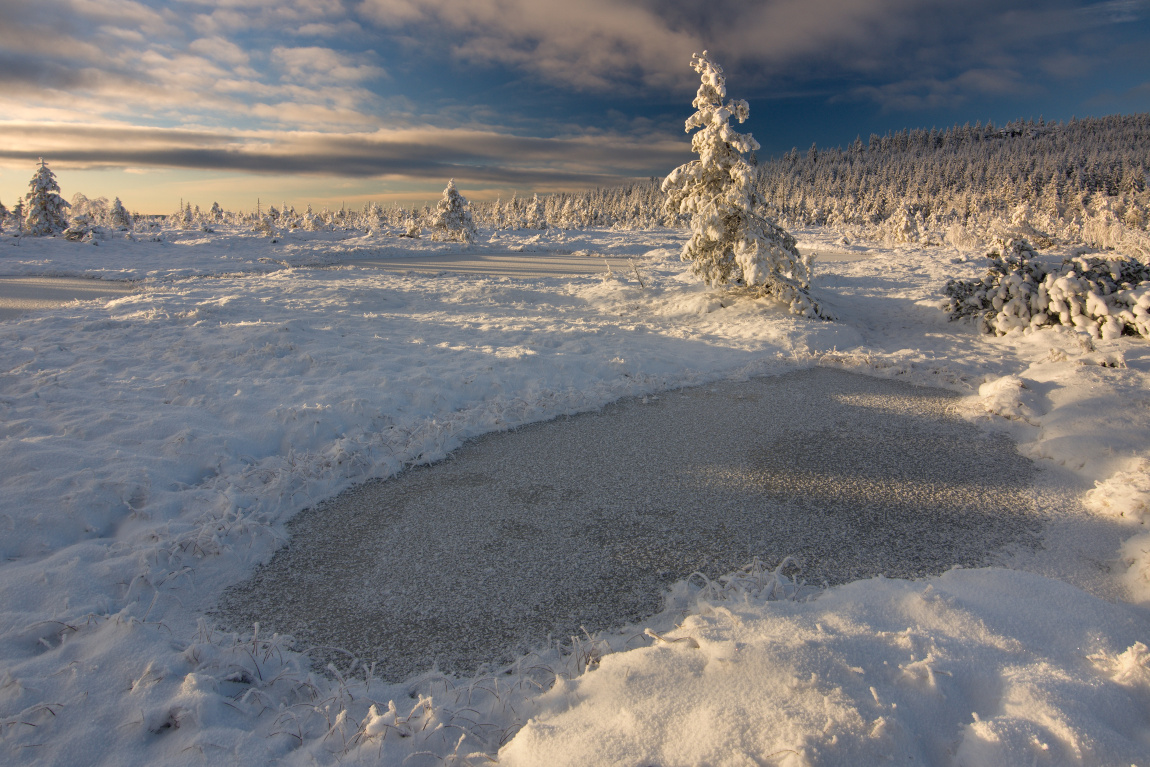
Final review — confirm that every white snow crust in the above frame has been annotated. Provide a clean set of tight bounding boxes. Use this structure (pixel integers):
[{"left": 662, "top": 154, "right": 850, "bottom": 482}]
[{"left": 1, "top": 226, "right": 1148, "bottom": 765}]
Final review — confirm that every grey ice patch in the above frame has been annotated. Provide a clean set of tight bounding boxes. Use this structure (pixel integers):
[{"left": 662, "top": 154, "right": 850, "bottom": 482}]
[{"left": 216, "top": 368, "right": 1065, "bottom": 682}]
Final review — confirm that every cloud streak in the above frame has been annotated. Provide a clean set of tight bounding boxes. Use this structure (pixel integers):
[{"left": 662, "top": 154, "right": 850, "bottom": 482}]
[{"left": 0, "top": 123, "right": 691, "bottom": 189}]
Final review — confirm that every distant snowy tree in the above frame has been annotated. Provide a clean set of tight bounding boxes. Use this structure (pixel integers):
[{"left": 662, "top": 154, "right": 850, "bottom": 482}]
[
  {"left": 526, "top": 193, "right": 547, "bottom": 229},
  {"left": 429, "top": 179, "right": 477, "bottom": 242},
  {"left": 662, "top": 52, "right": 826, "bottom": 318},
  {"left": 109, "top": 197, "right": 132, "bottom": 230},
  {"left": 504, "top": 193, "right": 524, "bottom": 229},
  {"left": 24, "top": 158, "right": 70, "bottom": 236},
  {"left": 209, "top": 201, "right": 223, "bottom": 221},
  {"left": 0, "top": 199, "right": 7, "bottom": 233},
  {"left": 12, "top": 201, "right": 25, "bottom": 236}
]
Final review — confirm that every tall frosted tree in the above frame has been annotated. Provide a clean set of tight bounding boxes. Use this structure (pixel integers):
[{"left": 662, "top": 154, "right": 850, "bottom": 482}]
[
  {"left": 662, "top": 52, "right": 825, "bottom": 318},
  {"left": 429, "top": 179, "right": 477, "bottom": 242},
  {"left": 24, "top": 158, "right": 70, "bottom": 236}
]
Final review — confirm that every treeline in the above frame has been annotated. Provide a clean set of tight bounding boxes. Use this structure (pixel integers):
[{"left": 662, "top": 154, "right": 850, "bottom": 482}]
[
  {"left": 13, "top": 114, "right": 1149, "bottom": 258},
  {"left": 753, "top": 114, "right": 1150, "bottom": 254}
]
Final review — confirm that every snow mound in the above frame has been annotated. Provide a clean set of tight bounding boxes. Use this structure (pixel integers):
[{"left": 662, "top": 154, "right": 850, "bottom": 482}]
[{"left": 502, "top": 568, "right": 1150, "bottom": 766}]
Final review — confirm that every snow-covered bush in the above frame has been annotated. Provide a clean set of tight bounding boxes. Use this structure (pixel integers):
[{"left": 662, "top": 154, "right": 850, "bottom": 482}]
[
  {"left": 169, "top": 202, "right": 196, "bottom": 230},
  {"left": 401, "top": 216, "right": 421, "bottom": 238},
  {"left": 662, "top": 52, "right": 826, "bottom": 318},
  {"left": 944, "top": 237, "right": 1150, "bottom": 338},
  {"left": 882, "top": 204, "right": 924, "bottom": 244},
  {"left": 63, "top": 213, "right": 97, "bottom": 242},
  {"left": 428, "top": 179, "right": 476, "bottom": 242},
  {"left": 252, "top": 215, "right": 277, "bottom": 237},
  {"left": 23, "top": 158, "right": 69, "bottom": 236},
  {"left": 300, "top": 204, "right": 326, "bottom": 231}
]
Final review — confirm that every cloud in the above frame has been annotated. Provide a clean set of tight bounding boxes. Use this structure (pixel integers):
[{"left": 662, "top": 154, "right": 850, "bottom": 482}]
[
  {"left": 271, "top": 46, "right": 385, "bottom": 85},
  {"left": 0, "top": 0, "right": 391, "bottom": 132},
  {"left": 843, "top": 68, "right": 1032, "bottom": 111},
  {"left": 355, "top": 0, "right": 1149, "bottom": 99},
  {"left": 0, "top": 122, "right": 691, "bottom": 190},
  {"left": 188, "top": 37, "right": 251, "bottom": 68}
]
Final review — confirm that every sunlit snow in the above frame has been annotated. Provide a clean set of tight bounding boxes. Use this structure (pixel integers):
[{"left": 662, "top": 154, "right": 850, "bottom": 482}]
[{"left": 1, "top": 225, "right": 1148, "bottom": 765}]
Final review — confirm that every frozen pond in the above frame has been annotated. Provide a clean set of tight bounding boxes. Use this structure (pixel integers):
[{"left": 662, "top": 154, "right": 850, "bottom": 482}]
[
  {"left": 0, "top": 275, "right": 136, "bottom": 320},
  {"left": 217, "top": 368, "right": 1074, "bottom": 681}
]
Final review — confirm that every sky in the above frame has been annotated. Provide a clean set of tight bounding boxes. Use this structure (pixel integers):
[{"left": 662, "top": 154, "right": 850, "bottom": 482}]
[{"left": 0, "top": 0, "right": 1148, "bottom": 214}]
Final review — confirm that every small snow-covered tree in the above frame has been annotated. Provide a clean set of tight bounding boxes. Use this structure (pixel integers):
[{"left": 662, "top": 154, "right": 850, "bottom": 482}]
[
  {"left": 429, "top": 179, "right": 477, "bottom": 242},
  {"left": 24, "top": 158, "right": 69, "bottom": 236},
  {"left": 110, "top": 197, "right": 133, "bottom": 229},
  {"left": 526, "top": 193, "right": 547, "bottom": 229},
  {"left": 0, "top": 199, "right": 7, "bottom": 232},
  {"left": 662, "top": 52, "right": 826, "bottom": 318}
]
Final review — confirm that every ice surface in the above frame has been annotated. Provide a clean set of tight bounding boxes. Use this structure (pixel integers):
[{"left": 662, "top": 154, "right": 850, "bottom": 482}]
[{"left": 217, "top": 368, "right": 1071, "bottom": 681}]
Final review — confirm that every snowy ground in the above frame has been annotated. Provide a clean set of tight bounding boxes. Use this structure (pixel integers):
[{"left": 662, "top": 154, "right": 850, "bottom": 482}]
[{"left": 1, "top": 225, "right": 1148, "bottom": 765}]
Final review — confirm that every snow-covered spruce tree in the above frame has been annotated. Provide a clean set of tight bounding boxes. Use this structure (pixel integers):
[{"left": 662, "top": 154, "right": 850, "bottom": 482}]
[
  {"left": 24, "top": 158, "right": 69, "bottom": 236},
  {"left": 110, "top": 197, "right": 132, "bottom": 230},
  {"left": 429, "top": 179, "right": 477, "bottom": 242},
  {"left": 662, "top": 52, "right": 827, "bottom": 318},
  {"left": 12, "top": 201, "right": 25, "bottom": 236},
  {"left": 526, "top": 193, "right": 547, "bottom": 229},
  {"left": 0, "top": 199, "right": 7, "bottom": 233}
]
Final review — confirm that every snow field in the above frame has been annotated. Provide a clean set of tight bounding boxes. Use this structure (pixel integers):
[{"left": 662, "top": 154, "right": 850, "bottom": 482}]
[{"left": 1, "top": 226, "right": 1148, "bottom": 765}]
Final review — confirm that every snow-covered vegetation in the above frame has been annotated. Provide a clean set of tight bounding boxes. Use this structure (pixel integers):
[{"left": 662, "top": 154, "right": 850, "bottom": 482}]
[
  {"left": 662, "top": 52, "right": 825, "bottom": 318},
  {"left": 755, "top": 115, "right": 1150, "bottom": 254},
  {"left": 23, "top": 158, "right": 69, "bottom": 237},
  {"left": 944, "top": 237, "right": 1150, "bottom": 339},
  {"left": 428, "top": 179, "right": 477, "bottom": 242}
]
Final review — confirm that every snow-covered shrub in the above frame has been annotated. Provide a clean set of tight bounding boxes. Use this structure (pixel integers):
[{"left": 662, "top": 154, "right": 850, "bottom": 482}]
[
  {"left": 944, "top": 237, "right": 1150, "bottom": 338},
  {"left": 428, "top": 179, "right": 477, "bottom": 242},
  {"left": 402, "top": 218, "right": 421, "bottom": 238},
  {"left": 881, "top": 204, "right": 923, "bottom": 244},
  {"left": 662, "top": 52, "right": 827, "bottom": 319},
  {"left": 252, "top": 216, "right": 277, "bottom": 237},
  {"left": 300, "top": 204, "right": 326, "bottom": 231},
  {"left": 24, "top": 158, "right": 69, "bottom": 236},
  {"left": 63, "top": 213, "right": 97, "bottom": 242}
]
